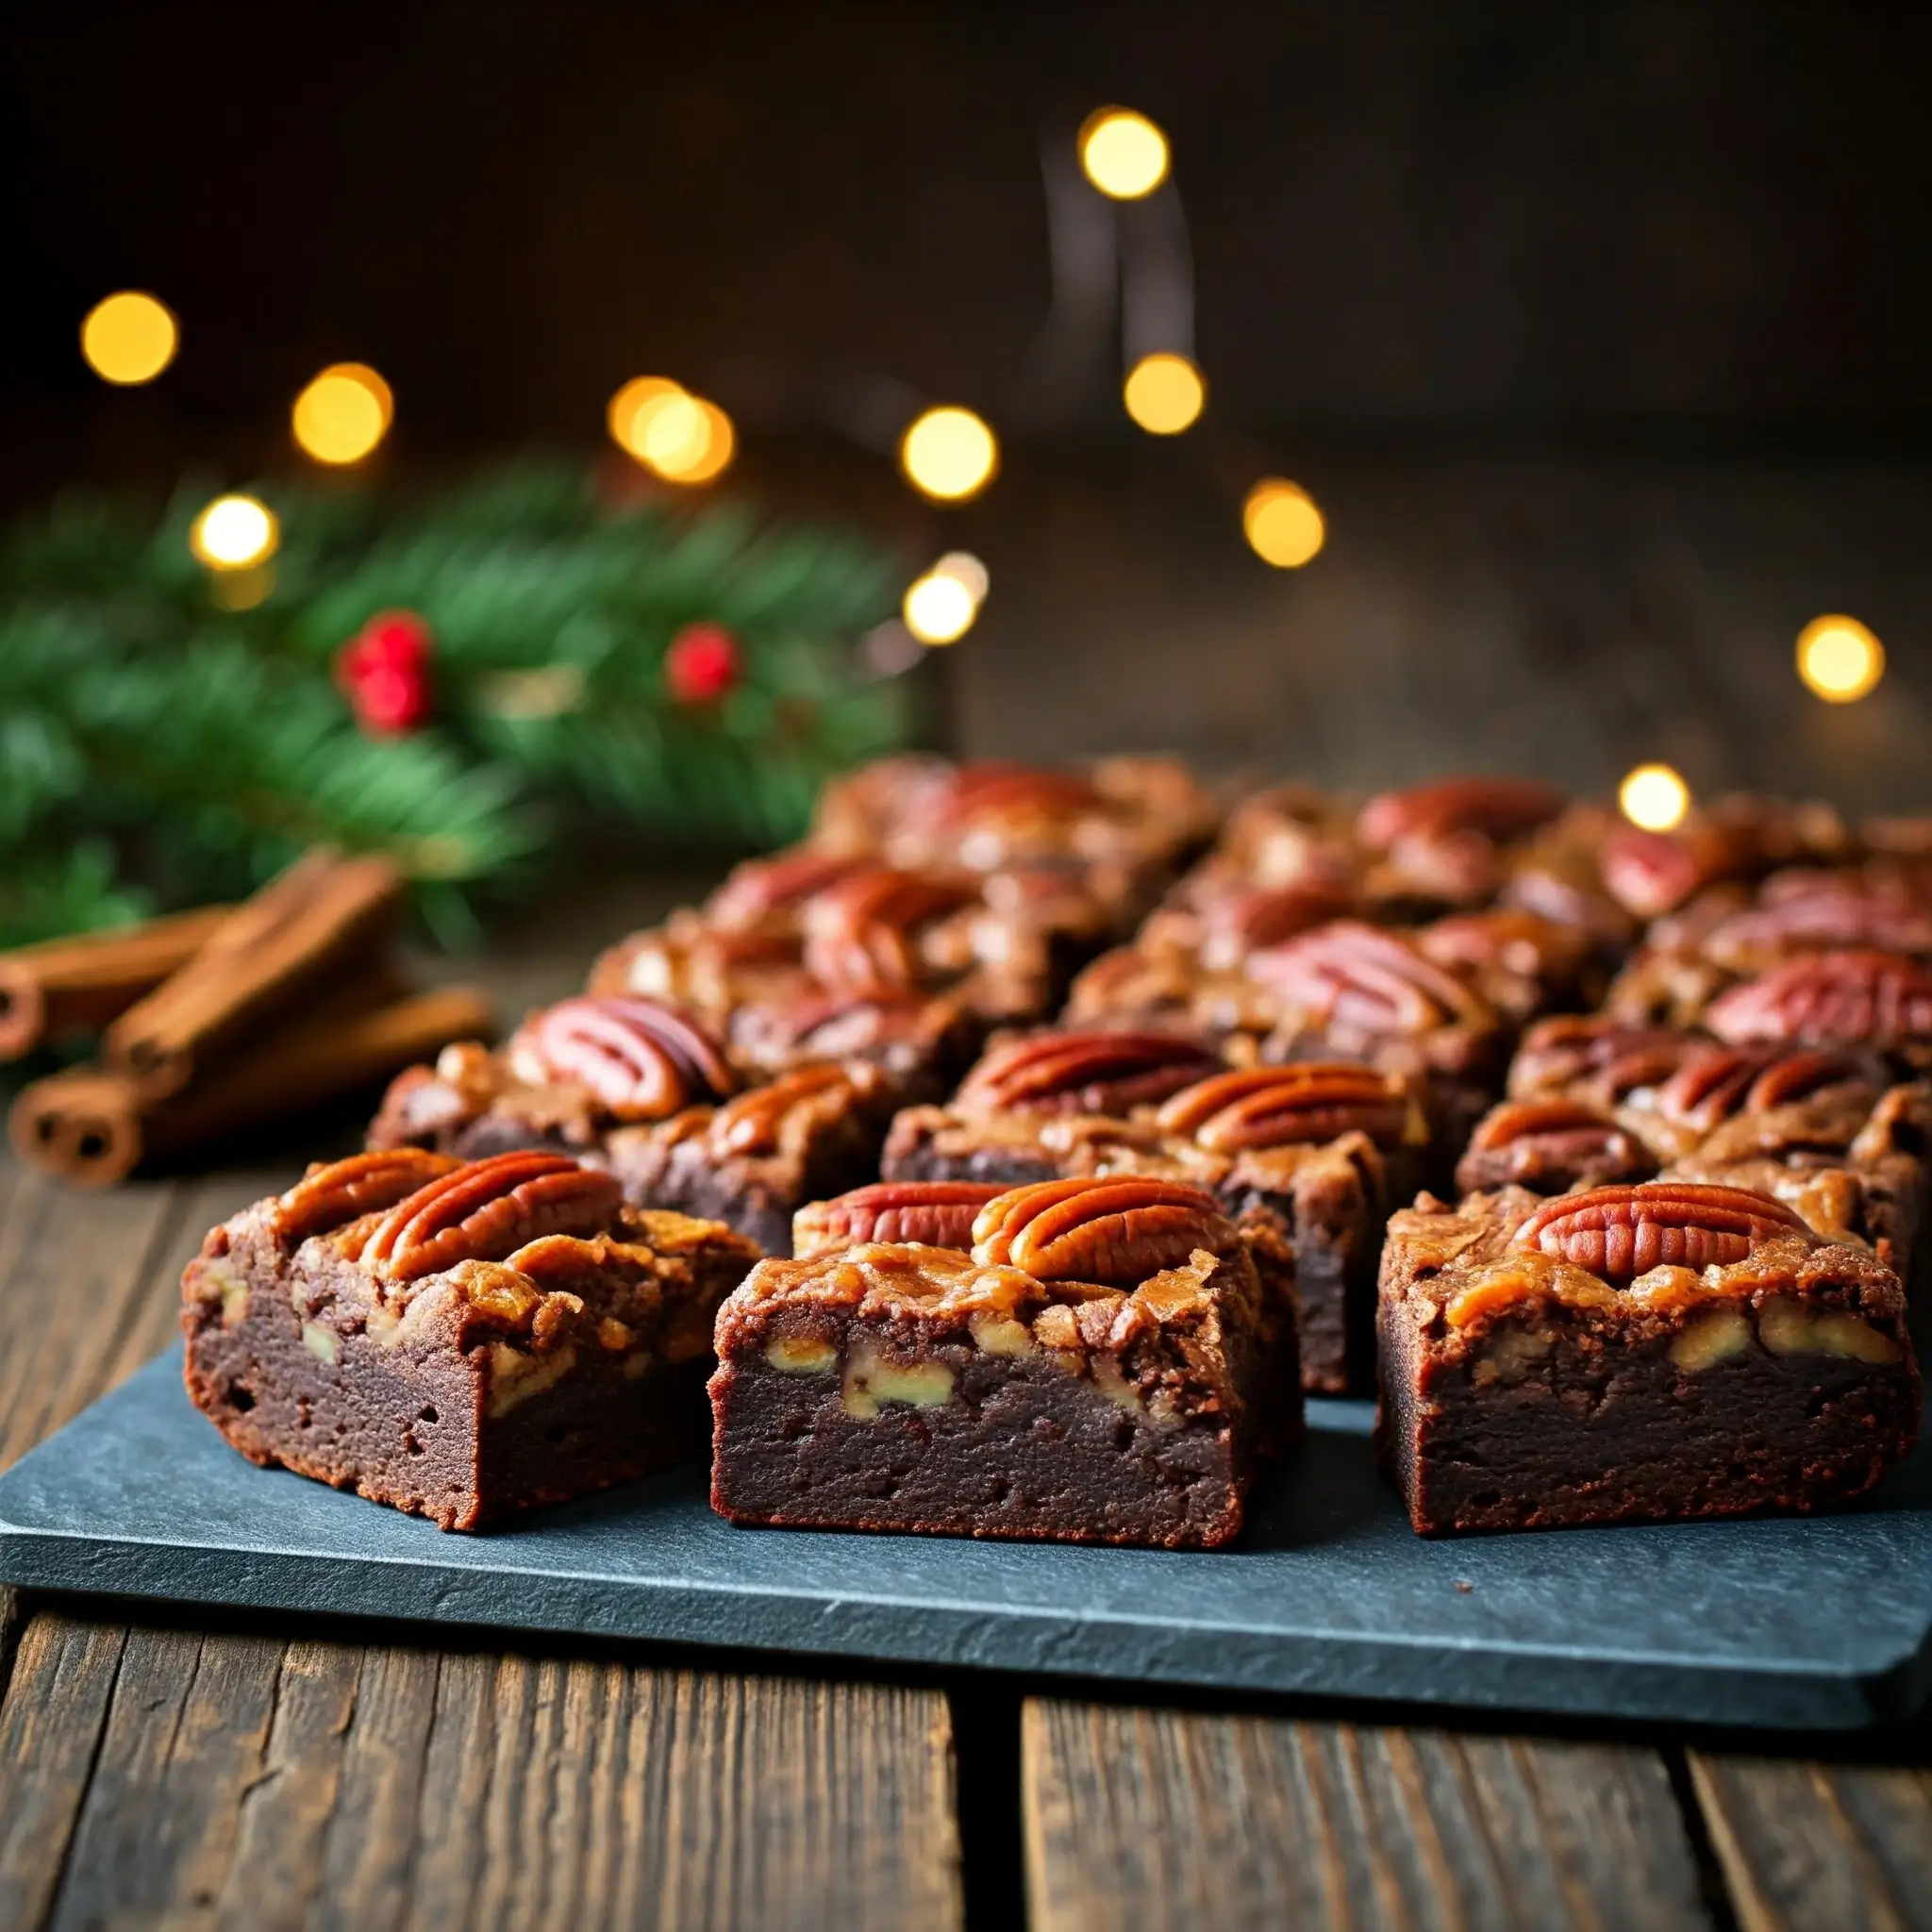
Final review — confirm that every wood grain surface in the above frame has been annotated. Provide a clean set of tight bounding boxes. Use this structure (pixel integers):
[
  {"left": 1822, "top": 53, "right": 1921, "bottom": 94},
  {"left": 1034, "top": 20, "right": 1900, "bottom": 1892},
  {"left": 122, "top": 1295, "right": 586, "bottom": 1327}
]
[
  {"left": 1023, "top": 1699, "right": 1712, "bottom": 1932},
  {"left": 1690, "top": 1750, "right": 1932, "bottom": 1932}
]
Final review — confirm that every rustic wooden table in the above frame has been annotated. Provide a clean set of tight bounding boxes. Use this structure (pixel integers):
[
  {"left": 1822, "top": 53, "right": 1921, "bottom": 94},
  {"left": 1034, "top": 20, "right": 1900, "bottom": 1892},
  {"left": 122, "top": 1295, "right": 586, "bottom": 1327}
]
[{"left": 5, "top": 452, "right": 1932, "bottom": 1926}]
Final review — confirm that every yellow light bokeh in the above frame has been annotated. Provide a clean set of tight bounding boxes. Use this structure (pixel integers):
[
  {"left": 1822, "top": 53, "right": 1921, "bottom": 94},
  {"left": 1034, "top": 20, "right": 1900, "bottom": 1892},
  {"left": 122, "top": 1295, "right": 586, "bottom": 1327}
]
[
  {"left": 1078, "top": 108, "right": 1171, "bottom": 199},
  {"left": 80, "top": 291, "right": 177, "bottom": 385},
  {"left": 190, "top": 494, "right": 279, "bottom": 572},
  {"left": 608, "top": 376, "right": 683, "bottom": 455},
  {"left": 1242, "top": 479, "right": 1325, "bottom": 568},
  {"left": 1619, "top": 762, "right": 1691, "bottom": 833},
  {"left": 931, "top": 550, "right": 990, "bottom": 607},
  {"left": 1123, "top": 352, "right": 1206, "bottom": 435},
  {"left": 903, "top": 572, "right": 978, "bottom": 645},
  {"left": 1796, "top": 614, "right": 1885, "bottom": 704},
  {"left": 608, "top": 379, "right": 735, "bottom": 483},
  {"left": 899, "top": 406, "right": 999, "bottom": 503},
  {"left": 291, "top": 363, "right": 392, "bottom": 464}
]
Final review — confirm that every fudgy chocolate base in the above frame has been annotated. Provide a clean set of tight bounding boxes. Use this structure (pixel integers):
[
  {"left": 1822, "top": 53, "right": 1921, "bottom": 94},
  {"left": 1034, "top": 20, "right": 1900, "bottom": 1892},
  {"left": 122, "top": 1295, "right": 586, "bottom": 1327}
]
[
  {"left": 1377, "top": 1308, "right": 1922, "bottom": 1537},
  {"left": 710, "top": 1350, "right": 1258, "bottom": 1548},
  {"left": 185, "top": 1287, "right": 709, "bottom": 1532}
]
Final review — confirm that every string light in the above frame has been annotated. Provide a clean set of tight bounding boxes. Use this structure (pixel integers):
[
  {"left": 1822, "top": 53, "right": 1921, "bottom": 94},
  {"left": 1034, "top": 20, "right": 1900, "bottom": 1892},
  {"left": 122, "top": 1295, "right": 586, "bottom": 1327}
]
[
  {"left": 608, "top": 376, "right": 682, "bottom": 455},
  {"left": 931, "top": 552, "right": 990, "bottom": 607},
  {"left": 1619, "top": 762, "right": 1690, "bottom": 833},
  {"left": 646, "top": 394, "right": 736, "bottom": 483},
  {"left": 1242, "top": 479, "right": 1325, "bottom": 568},
  {"left": 80, "top": 291, "right": 177, "bottom": 385},
  {"left": 1796, "top": 615, "right": 1885, "bottom": 704},
  {"left": 190, "top": 494, "right": 279, "bottom": 572},
  {"left": 899, "top": 406, "right": 999, "bottom": 502},
  {"left": 903, "top": 571, "right": 978, "bottom": 645},
  {"left": 1123, "top": 353, "right": 1205, "bottom": 435},
  {"left": 607, "top": 378, "right": 735, "bottom": 483},
  {"left": 1078, "top": 108, "right": 1170, "bottom": 199},
  {"left": 291, "top": 363, "right": 392, "bottom": 464}
]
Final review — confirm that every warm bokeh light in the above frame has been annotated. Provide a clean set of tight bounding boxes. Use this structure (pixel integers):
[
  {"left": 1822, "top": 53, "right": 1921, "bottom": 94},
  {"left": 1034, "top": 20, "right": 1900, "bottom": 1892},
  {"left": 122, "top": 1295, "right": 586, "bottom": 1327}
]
[
  {"left": 1619, "top": 762, "right": 1691, "bottom": 833},
  {"left": 608, "top": 376, "right": 682, "bottom": 455},
  {"left": 190, "top": 494, "right": 279, "bottom": 572},
  {"left": 1078, "top": 108, "right": 1171, "bottom": 199},
  {"left": 899, "top": 406, "right": 999, "bottom": 503},
  {"left": 608, "top": 379, "right": 734, "bottom": 483},
  {"left": 1123, "top": 352, "right": 1206, "bottom": 434},
  {"left": 80, "top": 291, "right": 177, "bottom": 385},
  {"left": 291, "top": 363, "right": 392, "bottom": 464},
  {"left": 1242, "top": 479, "right": 1325, "bottom": 568},
  {"left": 930, "top": 551, "right": 990, "bottom": 607},
  {"left": 208, "top": 565, "right": 275, "bottom": 612},
  {"left": 903, "top": 571, "right": 978, "bottom": 645},
  {"left": 647, "top": 395, "right": 736, "bottom": 483},
  {"left": 1796, "top": 614, "right": 1885, "bottom": 704}
]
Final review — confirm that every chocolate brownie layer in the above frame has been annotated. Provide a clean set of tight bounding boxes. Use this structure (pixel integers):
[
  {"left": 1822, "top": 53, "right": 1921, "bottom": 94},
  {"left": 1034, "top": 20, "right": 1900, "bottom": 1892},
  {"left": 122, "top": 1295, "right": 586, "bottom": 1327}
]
[
  {"left": 182, "top": 1150, "right": 758, "bottom": 1529},
  {"left": 712, "top": 1318, "right": 1256, "bottom": 1547},
  {"left": 709, "top": 1179, "right": 1303, "bottom": 1548},
  {"left": 1376, "top": 1181, "right": 1920, "bottom": 1536}
]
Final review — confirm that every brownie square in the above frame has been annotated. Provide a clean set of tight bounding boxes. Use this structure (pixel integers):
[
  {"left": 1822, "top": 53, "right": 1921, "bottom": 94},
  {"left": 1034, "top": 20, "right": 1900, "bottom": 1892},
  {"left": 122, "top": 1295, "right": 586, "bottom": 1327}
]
[
  {"left": 368, "top": 995, "right": 893, "bottom": 1255},
  {"left": 708, "top": 1175, "right": 1303, "bottom": 1548},
  {"left": 1377, "top": 1180, "right": 1921, "bottom": 1536},
  {"left": 1467, "top": 1033, "right": 1932, "bottom": 1278},
  {"left": 883, "top": 1032, "right": 1428, "bottom": 1392},
  {"left": 183, "top": 1148, "right": 759, "bottom": 1529}
]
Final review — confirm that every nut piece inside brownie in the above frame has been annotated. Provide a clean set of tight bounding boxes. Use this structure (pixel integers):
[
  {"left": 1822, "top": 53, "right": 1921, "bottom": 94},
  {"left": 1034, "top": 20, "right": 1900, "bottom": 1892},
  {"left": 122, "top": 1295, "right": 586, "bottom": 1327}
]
[
  {"left": 182, "top": 1148, "right": 760, "bottom": 1530},
  {"left": 883, "top": 1034, "right": 1428, "bottom": 1394},
  {"left": 1377, "top": 1179, "right": 1922, "bottom": 1536},
  {"left": 708, "top": 1175, "right": 1304, "bottom": 1549},
  {"left": 367, "top": 994, "right": 892, "bottom": 1255}
]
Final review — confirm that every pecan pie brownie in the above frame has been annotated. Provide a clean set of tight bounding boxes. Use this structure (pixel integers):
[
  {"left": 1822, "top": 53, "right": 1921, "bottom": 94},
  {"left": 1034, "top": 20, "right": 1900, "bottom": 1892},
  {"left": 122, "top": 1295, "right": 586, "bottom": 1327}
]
[
  {"left": 1464, "top": 1019, "right": 1932, "bottom": 1274},
  {"left": 1377, "top": 1180, "right": 1920, "bottom": 1535},
  {"left": 708, "top": 1175, "right": 1303, "bottom": 1548},
  {"left": 807, "top": 754, "right": 1218, "bottom": 926},
  {"left": 183, "top": 1149, "right": 759, "bottom": 1529},
  {"left": 881, "top": 1029, "right": 1426, "bottom": 1391},
  {"left": 367, "top": 994, "right": 890, "bottom": 1254}
]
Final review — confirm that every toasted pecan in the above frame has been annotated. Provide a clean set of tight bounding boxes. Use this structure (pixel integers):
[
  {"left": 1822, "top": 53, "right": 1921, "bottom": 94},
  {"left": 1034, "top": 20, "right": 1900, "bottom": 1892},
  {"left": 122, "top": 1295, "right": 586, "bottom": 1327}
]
[
  {"left": 1512, "top": 1180, "right": 1808, "bottom": 1280},
  {"left": 355, "top": 1152, "right": 624, "bottom": 1283},
  {"left": 1156, "top": 1062, "right": 1408, "bottom": 1151},
  {"left": 527, "top": 996, "right": 737, "bottom": 1120},
  {"left": 956, "top": 1030, "right": 1224, "bottom": 1117},
  {"left": 793, "top": 1180, "right": 1008, "bottom": 1255},
  {"left": 273, "top": 1149, "right": 463, "bottom": 1244},
  {"left": 969, "top": 1175, "right": 1233, "bottom": 1286}
]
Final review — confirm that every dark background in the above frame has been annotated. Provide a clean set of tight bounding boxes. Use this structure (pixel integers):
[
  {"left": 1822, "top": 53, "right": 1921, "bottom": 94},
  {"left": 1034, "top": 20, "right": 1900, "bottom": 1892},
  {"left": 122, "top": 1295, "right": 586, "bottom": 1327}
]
[{"left": 5, "top": 3, "right": 1929, "bottom": 802}]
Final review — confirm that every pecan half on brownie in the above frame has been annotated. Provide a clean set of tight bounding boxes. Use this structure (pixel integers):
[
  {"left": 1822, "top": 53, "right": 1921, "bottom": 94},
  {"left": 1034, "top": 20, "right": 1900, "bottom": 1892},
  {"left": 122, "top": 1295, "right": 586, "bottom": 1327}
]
[
  {"left": 182, "top": 1149, "right": 759, "bottom": 1529},
  {"left": 708, "top": 1175, "right": 1303, "bottom": 1548},
  {"left": 366, "top": 995, "right": 894, "bottom": 1255},
  {"left": 1376, "top": 1179, "right": 1920, "bottom": 1536},
  {"left": 884, "top": 1037, "right": 1424, "bottom": 1394}
]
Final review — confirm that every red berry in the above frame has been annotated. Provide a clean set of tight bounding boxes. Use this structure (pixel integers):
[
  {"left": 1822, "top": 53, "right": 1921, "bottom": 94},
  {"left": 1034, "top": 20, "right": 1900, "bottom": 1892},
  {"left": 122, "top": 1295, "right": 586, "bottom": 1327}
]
[
  {"left": 664, "top": 622, "right": 741, "bottom": 705},
  {"left": 337, "top": 609, "right": 436, "bottom": 735}
]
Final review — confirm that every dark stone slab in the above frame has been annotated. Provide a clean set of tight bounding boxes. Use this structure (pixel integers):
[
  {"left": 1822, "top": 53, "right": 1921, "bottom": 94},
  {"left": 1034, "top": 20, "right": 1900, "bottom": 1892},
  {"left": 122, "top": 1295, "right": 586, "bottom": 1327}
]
[{"left": 1, "top": 1346, "right": 1927, "bottom": 1729}]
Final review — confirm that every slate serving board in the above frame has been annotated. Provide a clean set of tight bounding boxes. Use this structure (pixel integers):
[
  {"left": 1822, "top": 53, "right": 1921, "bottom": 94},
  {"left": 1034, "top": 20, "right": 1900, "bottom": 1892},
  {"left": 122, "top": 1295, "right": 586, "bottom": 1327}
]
[{"left": 1, "top": 1344, "right": 1926, "bottom": 1729}]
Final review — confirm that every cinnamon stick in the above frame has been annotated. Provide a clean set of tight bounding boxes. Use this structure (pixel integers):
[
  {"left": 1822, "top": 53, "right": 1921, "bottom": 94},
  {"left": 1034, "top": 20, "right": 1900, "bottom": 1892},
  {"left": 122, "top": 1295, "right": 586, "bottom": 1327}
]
[
  {"left": 0, "top": 906, "right": 234, "bottom": 1060},
  {"left": 103, "top": 848, "right": 404, "bottom": 1098},
  {"left": 10, "top": 984, "right": 493, "bottom": 1189}
]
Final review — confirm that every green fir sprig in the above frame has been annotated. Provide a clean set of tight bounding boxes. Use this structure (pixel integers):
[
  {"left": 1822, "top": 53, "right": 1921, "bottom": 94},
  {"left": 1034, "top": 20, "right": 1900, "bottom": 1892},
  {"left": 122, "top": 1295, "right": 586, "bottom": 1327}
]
[{"left": 0, "top": 465, "right": 908, "bottom": 949}]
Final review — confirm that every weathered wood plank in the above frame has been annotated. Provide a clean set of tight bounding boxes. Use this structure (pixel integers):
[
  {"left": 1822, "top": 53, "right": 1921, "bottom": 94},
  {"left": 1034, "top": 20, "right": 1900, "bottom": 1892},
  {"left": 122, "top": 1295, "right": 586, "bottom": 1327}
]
[
  {"left": 0, "top": 1610, "right": 962, "bottom": 1932},
  {"left": 1690, "top": 1750, "right": 1932, "bottom": 1932},
  {"left": 0, "top": 1169, "right": 186, "bottom": 1471},
  {"left": 1024, "top": 1699, "right": 1709, "bottom": 1932},
  {"left": 0, "top": 1613, "right": 129, "bottom": 1932}
]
